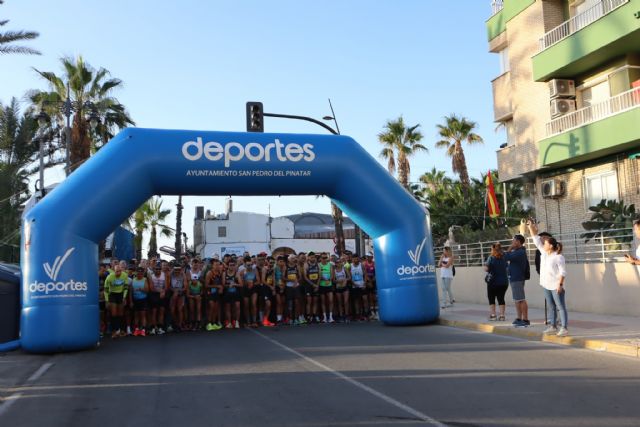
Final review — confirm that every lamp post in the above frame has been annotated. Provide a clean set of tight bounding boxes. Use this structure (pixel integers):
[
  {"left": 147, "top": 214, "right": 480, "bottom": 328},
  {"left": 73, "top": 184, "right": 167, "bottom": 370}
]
[
  {"left": 36, "top": 111, "right": 49, "bottom": 198},
  {"left": 175, "top": 195, "right": 183, "bottom": 260}
]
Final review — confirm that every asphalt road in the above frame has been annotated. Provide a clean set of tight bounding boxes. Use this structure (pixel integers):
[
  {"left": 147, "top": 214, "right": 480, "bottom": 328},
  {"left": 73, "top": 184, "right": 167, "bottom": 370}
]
[{"left": 1, "top": 323, "right": 640, "bottom": 427}]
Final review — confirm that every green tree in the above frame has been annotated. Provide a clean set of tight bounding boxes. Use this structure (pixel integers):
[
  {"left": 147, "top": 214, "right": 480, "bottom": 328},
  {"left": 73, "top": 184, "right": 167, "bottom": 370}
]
[
  {"left": 0, "top": 0, "right": 39, "bottom": 55},
  {"left": 378, "top": 116, "right": 427, "bottom": 188},
  {"left": 0, "top": 98, "right": 38, "bottom": 261},
  {"left": 30, "top": 56, "right": 134, "bottom": 173},
  {"left": 130, "top": 200, "right": 151, "bottom": 260},
  {"left": 435, "top": 115, "right": 483, "bottom": 193},
  {"left": 419, "top": 167, "right": 452, "bottom": 194},
  {"left": 146, "top": 197, "right": 173, "bottom": 258}
]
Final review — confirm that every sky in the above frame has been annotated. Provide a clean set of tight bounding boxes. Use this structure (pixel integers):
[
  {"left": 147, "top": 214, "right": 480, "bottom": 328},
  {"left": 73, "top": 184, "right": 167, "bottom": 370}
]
[{"left": 0, "top": 0, "right": 503, "bottom": 254}]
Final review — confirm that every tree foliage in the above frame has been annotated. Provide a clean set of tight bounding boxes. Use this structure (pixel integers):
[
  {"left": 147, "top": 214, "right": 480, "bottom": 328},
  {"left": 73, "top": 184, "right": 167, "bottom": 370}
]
[
  {"left": 378, "top": 116, "right": 427, "bottom": 189},
  {"left": 435, "top": 115, "right": 483, "bottom": 193},
  {"left": 0, "top": 98, "right": 38, "bottom": 261},
  {"left": 29, "top": 56, "right": 134, "bottom": 173},
  {"left": 0, "top": 1, "right": 40, "bottom": 55},
  {"left": 413, "top": 169, "right": 533, "bottom": 245},
  {"left": 581, "top": 199, "right": 639, "bottom": 243}
]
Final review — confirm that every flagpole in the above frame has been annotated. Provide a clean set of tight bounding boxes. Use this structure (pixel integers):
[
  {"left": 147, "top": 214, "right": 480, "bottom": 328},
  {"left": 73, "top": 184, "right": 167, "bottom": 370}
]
[
  {"left": 503, "top": 182, "right": 507, "bottom": 217},
  {"left": 483, "top": 187, "right": 488, "bottom": 230}
]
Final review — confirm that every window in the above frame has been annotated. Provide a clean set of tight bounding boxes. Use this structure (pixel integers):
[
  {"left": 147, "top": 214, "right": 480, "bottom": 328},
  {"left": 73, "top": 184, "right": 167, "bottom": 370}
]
[
  {"left": 505, "top": 119, "right": 516, "bottom": 146},
  {"left": 218, "top": 226, "right": 227, "bottom": 237},
  {"left": 578, "top": 80, "right": 610, "bottom": 109},
  {"left": 584, "top": 171, "right": 619, "bottom": 208},
  {"left": 498, "top": 47, "right": 510, "bottom": 75}
]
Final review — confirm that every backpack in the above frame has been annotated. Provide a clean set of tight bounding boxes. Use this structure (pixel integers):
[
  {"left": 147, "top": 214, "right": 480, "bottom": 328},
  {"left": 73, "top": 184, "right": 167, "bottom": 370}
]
[{"left": 524, "top": 259, "right": 531, "bottom": 281}]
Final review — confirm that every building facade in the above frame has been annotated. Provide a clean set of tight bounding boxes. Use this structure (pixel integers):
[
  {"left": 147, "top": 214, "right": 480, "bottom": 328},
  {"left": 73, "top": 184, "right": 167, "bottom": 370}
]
[
  {"left": 193, "top": 206, "right": 371, "bottom": 258},
  {"left": 487, "top": 0, "right": 640, "bottom": 234}
]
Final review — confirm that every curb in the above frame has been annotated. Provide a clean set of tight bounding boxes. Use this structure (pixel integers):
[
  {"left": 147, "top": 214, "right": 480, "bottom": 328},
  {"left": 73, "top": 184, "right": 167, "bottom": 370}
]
[{"left": 437, "top": 318, "right": 640, "bottom": 359}]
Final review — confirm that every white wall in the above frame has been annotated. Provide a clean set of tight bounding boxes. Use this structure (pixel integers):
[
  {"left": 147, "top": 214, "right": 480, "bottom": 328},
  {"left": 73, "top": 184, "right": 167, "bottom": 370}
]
[{"left": 439, "top": 263, "right": 640, "bottom": 317}]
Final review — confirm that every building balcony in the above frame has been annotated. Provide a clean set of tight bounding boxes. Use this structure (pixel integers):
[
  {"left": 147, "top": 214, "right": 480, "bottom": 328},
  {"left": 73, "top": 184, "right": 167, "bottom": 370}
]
[
  {"left": 491, "top": 72, "right": 513, "bottom": 121},
  {"left": 532, "top": 0, "right": 640, "bottom": 82},
  {"left": 491, "top": 0, "right": 504, "bottom": 16},
  {"left": 539, "top": 87, "right": 640, "bottom": 167}
]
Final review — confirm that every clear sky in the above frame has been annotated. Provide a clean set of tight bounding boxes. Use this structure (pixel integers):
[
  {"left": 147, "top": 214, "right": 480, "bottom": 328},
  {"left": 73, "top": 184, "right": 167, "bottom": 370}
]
[{"left": 1, "top": 0, "right": 502, "bottom": 254}]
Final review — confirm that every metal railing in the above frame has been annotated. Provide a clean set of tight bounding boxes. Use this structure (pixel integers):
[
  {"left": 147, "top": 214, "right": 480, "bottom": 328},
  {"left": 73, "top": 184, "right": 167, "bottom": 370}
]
[
  {"left": 546, "top": 87, "right": 640, "bottom": 136},
  {"left": 491, "top": 0, "right": 504, "bottom": 16},
  {"left": 434, "top": 227, "right": 636, "bottom": 267},
  {"left": 538, "top": 0, "right": 628, "bottom": 51}
]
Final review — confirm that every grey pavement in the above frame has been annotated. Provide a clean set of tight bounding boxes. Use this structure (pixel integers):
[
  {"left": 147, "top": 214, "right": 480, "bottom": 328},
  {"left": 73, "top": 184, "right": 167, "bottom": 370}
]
[
  {"left": 1, "top": 322, "right": 640, "bottom": 427},
  {"left": 438, "top": 302, "right": 640, "bottom": 357}
]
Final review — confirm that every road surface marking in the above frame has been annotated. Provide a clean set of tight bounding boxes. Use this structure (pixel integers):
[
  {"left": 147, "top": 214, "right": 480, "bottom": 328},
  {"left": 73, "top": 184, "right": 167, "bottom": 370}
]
[
  {"left": 251, "top": 329, "right": 447, "bottom": 427},
  {"left": 0, "top": 362, "right": 53, "bottom": 417},
  {"left": 27, "top": 362, "right": 53, "bottom": 383}
]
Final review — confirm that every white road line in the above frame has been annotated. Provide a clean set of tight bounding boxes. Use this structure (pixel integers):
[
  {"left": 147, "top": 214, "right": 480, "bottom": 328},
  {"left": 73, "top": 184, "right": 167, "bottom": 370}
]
[
  {"left": 0, "top": 361, "right": 53, "bottom": 418},
  {"left": 27, "top": 362, "right": 53, "bottom": 383},
  {"left": 250, "top": 329, "right": 447, "bottom": 427},
  {"left": 0, "top": 393, "right": 22, "bottom": 417}
]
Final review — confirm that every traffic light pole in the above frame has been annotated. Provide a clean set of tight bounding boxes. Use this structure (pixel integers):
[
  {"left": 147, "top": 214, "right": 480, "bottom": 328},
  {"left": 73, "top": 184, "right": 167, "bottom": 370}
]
[{"left": 263, "top": 112, "right": 338, "bottom": 135}]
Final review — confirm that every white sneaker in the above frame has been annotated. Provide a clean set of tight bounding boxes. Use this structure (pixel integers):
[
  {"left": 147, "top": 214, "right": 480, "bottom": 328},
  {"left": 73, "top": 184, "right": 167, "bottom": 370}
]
[
  {"left": 157, "top": 327, "right": 166, "bottom": 335},
  {"left": 557, "top": 327, "right": 569, "bottom": 337},
  {"left": 126, "top": 326, "right": 132, "bottom": 336},
  {"left": 149, "top": 327, "right": 157, "bottom": 336},
  {"left": 166, "top": 325, "right": 174, "bottom": 333},
  {"left": 543, "top": 326, "right": 557, "bottom": 334},
  {"left": 234, "top": 320, "right": 240, "bottom": 329}
]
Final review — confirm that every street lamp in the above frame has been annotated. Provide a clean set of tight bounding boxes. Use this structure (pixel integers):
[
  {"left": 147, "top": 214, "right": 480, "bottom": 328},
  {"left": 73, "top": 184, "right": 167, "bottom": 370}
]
[{"left": 35, "top": 110, "right": 50, "bottom": 198}]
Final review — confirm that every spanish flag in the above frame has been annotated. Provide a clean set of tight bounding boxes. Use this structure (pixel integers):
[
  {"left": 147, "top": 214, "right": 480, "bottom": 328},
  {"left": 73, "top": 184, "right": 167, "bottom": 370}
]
[{"left": 486, "top": 171, "right": 500, "bottom": 218}]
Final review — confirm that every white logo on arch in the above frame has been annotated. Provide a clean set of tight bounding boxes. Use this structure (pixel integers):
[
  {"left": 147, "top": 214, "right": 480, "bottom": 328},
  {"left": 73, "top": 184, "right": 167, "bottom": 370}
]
[
  {"left": 43, "top": 247, "right": 75, "bottom": 281},
  {"left": 407, "top": 237, "right": 427, "bottom": 265}
]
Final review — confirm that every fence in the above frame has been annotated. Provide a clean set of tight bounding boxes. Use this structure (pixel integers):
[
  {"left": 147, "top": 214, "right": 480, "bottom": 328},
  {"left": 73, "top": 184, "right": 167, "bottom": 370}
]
[
  {"left": 546, "top": 87, "right": 640, "bottom": 137},
  {"left": 434, "top": 227, "right": 635, "bottom": 266},
  {"left": 491, "top": 0, "right": 504, "bottom": 16},
  {"left": 538, "top": 0, "right": 628, "bottom": 51}
]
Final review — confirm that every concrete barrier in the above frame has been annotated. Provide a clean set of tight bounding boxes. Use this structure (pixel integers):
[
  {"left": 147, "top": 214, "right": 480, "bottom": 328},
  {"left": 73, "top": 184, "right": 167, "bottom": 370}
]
[{"left": 438, "top": 263, "right": 640, "bottom": 316}]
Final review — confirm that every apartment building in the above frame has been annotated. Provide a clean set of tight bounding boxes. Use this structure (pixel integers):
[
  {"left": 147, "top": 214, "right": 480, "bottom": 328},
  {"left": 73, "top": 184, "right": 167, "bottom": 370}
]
[{"left": 487, "top": 0, "right": 640, "bottom": 234}]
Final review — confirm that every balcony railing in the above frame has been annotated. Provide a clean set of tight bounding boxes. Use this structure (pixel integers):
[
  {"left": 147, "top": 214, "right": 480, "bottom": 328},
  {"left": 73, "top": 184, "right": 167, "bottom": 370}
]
[
  {"left": 538, "top": 0, "right": 628, "bottom": 51},
  {"left": 546, "top": 87, "right": 640, "bottom": 137},
  {"left": 434, "top": 227, "right": 636, "bottom": 266},
  {"left": 491, "top": 0, "right": 504, "bottom": 16}
]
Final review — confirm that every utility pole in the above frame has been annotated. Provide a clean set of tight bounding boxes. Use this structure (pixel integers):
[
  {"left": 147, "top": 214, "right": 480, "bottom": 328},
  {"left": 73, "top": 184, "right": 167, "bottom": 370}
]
[{"left": 175, "top": 195, "right": 183, "bottom": 260}]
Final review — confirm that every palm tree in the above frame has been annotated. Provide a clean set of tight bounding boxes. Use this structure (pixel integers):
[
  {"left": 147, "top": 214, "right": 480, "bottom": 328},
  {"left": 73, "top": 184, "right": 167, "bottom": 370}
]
[
  {"left": 331, "top": 202, "right": 345, "bottom": 256},
  {"left": 130, "top": 201, "right": 151, "bottom": 260},
  {"left": 146, "top": 197, "right": 173, "bottom": 258},
  {"left": 378, "top": 116, "right": 427, "bottom": 188},
  {"left": 435, "top": 115, "right": 483, "bottom": 193},
  {"left": 29, "top": 56, "right": 134, "bottom": 173},
  {"left": 0, "top": 98, "right": 38, "bottom": 261},
  {"left": 0, "top": 1, "right": 39, "bottom": 55},
  {"left": 419, "top": 167, "right": 452, "bottom": 194}
]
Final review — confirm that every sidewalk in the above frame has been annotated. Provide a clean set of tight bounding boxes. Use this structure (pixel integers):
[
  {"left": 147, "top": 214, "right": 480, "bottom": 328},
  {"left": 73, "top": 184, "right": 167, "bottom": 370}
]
[{"left": 437, "top": 302, "right": 640, "bottom": 358}]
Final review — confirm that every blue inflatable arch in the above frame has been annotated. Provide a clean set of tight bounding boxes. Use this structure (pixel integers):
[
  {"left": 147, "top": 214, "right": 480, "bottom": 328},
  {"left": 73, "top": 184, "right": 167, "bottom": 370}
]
[{"left": 21, "top": 129, "right": 438, "bottom": 353}]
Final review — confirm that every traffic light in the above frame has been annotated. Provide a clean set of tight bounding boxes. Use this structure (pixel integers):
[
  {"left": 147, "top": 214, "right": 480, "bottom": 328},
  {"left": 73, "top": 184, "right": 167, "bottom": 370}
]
[{"left": 246, "top": 102, "right": 264, "bottom": 132}]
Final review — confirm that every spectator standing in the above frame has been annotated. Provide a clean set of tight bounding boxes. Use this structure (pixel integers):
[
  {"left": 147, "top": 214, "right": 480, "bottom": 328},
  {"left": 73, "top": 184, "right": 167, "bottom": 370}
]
[
  {"left": 624, "top": 219, "right": 640, "bottom": 266},
  {"left": 504, "top": 234, "right": 530, "bottom": 327},
  {"left": 528, "top": 221, "right": 569, "bottom": 336},
  {"left": 484, "top": 243, "right": 509, "bottom": 321},
  {"left": 439, "top": 247, "right": 455, "bottom": 309}
]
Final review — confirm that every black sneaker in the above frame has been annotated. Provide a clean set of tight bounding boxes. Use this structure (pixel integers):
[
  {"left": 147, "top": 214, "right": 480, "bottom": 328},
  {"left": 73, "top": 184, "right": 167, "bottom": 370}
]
[
  {"left": 512, "top": 318, "right": 521, "bottom": 325},
  {"left": 522, "top": 319, "right": 530, "bottom": 327}
]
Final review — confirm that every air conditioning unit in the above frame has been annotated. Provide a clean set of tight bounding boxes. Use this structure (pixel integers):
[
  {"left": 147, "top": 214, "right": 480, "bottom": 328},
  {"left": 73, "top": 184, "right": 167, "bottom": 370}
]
[
  {"left": 541, "top": 179, "right": 566, "bottom": 198},
  {"left": 550, "top": 98, "right": 576, "bottom": 118},
  {"left": 549, "top": 79, "right": 576, "bottom": 98}
]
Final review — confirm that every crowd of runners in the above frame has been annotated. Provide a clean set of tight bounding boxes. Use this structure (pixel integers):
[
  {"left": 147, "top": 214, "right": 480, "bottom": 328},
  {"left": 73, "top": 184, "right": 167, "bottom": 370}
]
[{"left": 100, "top": 251, "right": 378, "bottom": 338}]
